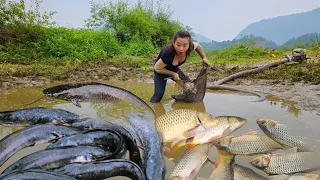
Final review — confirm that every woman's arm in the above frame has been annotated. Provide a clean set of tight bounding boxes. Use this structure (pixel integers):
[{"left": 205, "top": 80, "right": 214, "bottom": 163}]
[
  {"left": 193, "top": 42, "right": 210, "bottom": 66},
  {"left": 153, "top": 59, "right": 180, "bottom": 80}
]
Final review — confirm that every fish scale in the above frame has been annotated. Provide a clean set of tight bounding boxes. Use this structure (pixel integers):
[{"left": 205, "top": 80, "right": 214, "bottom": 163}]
[
  {"left": 216, "top": 135, "right": 283, "bottom": 155},
  {"left": 267, "top": 153, "right": 307, "bottom": 174},
  {"left": 251, "top": 152, "right": 319, "bottom": 175},
  {"left": 155, "top": 109, "right": 203, "bottom": 142},
  {"left": 234, "top": 164, "right": 267, "bottom": 180},
  {"left": 269, "top": 175, "right": 318, "bottom": 180},
  {"left": 189, "top": 116, "right": 247, "bottom": 145},
  {"left": 257, "top": 118, "right": 311, "bottom": 152},
  {"left": 170, "top": 144, "right": 210, "bottom": 179}
]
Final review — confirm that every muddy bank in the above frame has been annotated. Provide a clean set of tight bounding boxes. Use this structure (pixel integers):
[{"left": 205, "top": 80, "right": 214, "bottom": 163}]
[{"left": 1, "top": 63, "right": 319, "bottom": 114}]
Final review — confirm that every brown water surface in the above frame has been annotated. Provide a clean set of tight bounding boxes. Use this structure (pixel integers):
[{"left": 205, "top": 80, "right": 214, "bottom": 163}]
[{"left": 0, "top": 81, "right": 319, "bottom": 179}]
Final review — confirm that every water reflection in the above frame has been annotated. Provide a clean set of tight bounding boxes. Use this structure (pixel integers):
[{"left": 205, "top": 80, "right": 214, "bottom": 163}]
[
  {"left": 0, "top": 82, "right": 320, "bottom": 179},
  {"left": 267, "top": 95, "right": 301, "bottom": 117}
]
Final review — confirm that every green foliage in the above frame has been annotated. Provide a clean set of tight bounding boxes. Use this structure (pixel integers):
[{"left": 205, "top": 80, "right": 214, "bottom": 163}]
[
  {"left": 189, "top": 44, "right": 283, "bottom": 64},
  {"left": 0, "top": 27, "right": 122, "bottom": 63},
  {"left": 201, "top": 35, "right": 279, "bottom": 50},
  {"left": 108, "top": 55, "right": 151, "bottom": 68},
  {"left": 86, "top": 0, "right": 183, "bottom": 47},
  {"left": 0, "top": 0, "right": 56, "bottom": 28},
  {"left": 121, "top": 41, "right": 156, "bottom": 56},
  {"left": 281, "top": 33, "right": 320, "bottom": 49},
  {"left": 251, "top": 62, "right": 320, "bottom": 84}
]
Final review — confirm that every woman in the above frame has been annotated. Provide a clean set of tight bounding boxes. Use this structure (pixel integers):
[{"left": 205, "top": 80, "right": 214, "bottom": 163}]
[{"left": 150, "top": 30, "right": 210, "bottom": 103}]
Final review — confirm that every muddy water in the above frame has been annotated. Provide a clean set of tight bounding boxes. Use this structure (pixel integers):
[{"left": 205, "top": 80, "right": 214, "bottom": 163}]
[{"left": 0, "top": 81, "right": 319, "bottom": 179}]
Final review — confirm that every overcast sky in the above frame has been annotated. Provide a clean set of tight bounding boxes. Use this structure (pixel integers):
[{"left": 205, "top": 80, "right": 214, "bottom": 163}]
[{"left": 32, "top": 0, "right": 320, "bottom": 41}]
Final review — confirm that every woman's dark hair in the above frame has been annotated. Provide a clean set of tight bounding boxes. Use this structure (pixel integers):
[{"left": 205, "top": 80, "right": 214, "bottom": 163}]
[{"left": 169, "top": 30, "right": 194, "bottom": 57}]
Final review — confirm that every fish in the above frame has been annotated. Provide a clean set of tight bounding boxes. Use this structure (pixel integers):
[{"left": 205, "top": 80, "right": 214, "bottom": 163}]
[
  {"left": 172, "top": 66, "right": 210, "bottom": 103},
  {"left": 249, "top": 148, "right": 320, "bottom": 175},
  {"left": 71, "top": 118, "right": 143, "bottom": 168},
  {"left": 171, "top": 116, "right": 247, "bottom": 151},
  {"left": 0, "top": 107, "right": 80, "bottom": 126},
  {"left": 208, "top": 149, "right": 235, "bottom": 180},
  {"left": 54, "top": 159, "right": 146, "bottom": 180},
  {"left": 215, "top": 131, "right": 284, "bottom": 155},
  {"left": 155, "top": 109, "right": 214, "bottom": 143},
  {"left": 0, "top": 124, "right": 78, "bottom": 167},
  {"left": 127, "top": 112, "right": 165, "bottom": 180},
  {"left": 42, "top": 82, "right": 154, "bottom": 115},
  {"left": 46, "top": 129, "right": 127, "bottom": 159},
  {"left": 0, "top": 169, "right": 76, "bottom": 180},
  {"left": 256, "top": 118, "right": 311, "bottom": 152},
  {"left": 2, "top": 146, "right": 110, "bottom": 175},
  {"left": 234, "top": 164, "right": 267, "bottom": 180},
  {"left": 268, "top": 174, "right": 319, "bottom": 180},
  {"left": 170, "top": 143, "right": 211, "bottom": 180}
]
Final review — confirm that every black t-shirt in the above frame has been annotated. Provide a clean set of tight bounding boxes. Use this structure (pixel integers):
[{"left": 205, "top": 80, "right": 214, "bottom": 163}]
[{"left": 154, "top": 46, "right": 186, "bottom": 74}]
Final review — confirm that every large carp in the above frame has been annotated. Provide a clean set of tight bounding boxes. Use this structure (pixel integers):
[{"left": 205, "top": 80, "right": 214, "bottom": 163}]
[
  {"left": 170, "top": 144, "right": 210, "bottom": 180},
  {"left": 215, "top": 132, "right": 284, "bottom": 155},
  {"left": 208, "top": 149, "right": 235, "bottom": 180},
  {"left": 250, "top": 148, "right": 320, "bottom": 175},
  {"left": 257, "top": 118, "right": 311, "bottom": 152},
  {"left": 155, "top": 109, "right": 213, "bottom": 143}
]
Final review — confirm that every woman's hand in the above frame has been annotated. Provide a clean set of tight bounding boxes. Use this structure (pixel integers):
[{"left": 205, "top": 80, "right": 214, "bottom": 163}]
[
  {"left": 202, "top": 57, "right": 211, "bottom": 66},
  {"left": 172, "top": 73, "right": 180, "bottom": 81}
]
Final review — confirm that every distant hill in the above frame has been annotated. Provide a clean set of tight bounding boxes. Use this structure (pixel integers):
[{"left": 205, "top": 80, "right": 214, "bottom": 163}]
[
  {"left": 281, "top": 33, "right": 320, "bottom": 48},
  {"left": 235, "top": 8, "right": 320, "bottom": 45},
  {"left": 201, "top": 35, "right": 279, "bottom": 50},
  {"left": 193, "top": 33, "right": 213, "bottom": 43}
]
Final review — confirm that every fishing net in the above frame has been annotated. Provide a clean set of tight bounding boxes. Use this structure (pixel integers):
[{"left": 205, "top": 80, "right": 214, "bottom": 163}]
[{"left": 172, "top": 65, "right": 210, "bottom": 102}]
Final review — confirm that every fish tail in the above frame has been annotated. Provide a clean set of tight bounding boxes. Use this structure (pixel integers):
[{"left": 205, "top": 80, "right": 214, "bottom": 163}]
[
  {"left": 171, "top": 139, "right": 187, "bottom": 152},
  {"left": 185, "top": 138, "right": 197, "bottom": 150},
  {"left": 305, "top": 174, "right": 319, "bottom": 179},
  {"left": 171, "top": 176, "right": 184, "bottom": 180}
]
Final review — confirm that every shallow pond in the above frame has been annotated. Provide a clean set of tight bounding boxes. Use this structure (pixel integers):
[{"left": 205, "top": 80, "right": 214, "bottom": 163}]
[{"left": 0, "top": 81, "right": 319, "bottom": 179}]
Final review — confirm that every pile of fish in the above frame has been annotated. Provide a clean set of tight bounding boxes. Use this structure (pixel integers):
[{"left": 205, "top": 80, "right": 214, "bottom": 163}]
[
  {"left": 1, "top": 81, "right": 319, "bottom": 180},
  {"left": 155, "top": 109, "right": 320, "bottom": 180},
  {"left": 0, "top": 82, "right": 165, "bottom": 180}
]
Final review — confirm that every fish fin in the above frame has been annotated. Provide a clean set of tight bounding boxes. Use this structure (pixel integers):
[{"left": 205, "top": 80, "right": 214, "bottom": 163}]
[
  {"left": 246, "top": 131, "right": 258, "bottom": 135},
  {"left": 190, "top": 168, "right": 198, "bottom": 177},
  {"left": 206, "top": 158, "right": 215, "bottom": 165},
  {"left": 213, "top": 160, "right": 220, "bottom": 169},
  {"left": 276, "top": 147, "right": 298, "bottom": 156},
  {"left": 171, "top": 139, "right": 187, "bottom": 152},
  {"left": 304, "top": 174, "right": 319, "bottom": 179},
  {"left": 285, "top": 147, "right": 298, "bottom": 153},
  {"left": 221, "top": 127, "right": 233, "bottom": 137},
  {"left": 71, "top": 99, "right": 81, "bottom": 108},
  {"left": 182, "top": 125, "right": 205, "bottom": 137},
  {"left": 185, "top": 143, "right": 197, "bottom": 151},
  {"left": 164, "top": 148, "right": 172, "bottom": 157},
  {"left": 171, "top": 176, "right": 184, "bottom": 180}
]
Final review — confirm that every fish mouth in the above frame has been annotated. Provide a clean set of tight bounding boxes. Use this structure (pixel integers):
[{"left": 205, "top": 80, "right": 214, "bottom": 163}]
[
  {"left": 249, "top": 156, "right": 270, "bottom": 169},
  {"left": 256, "top": 118, "right": 278, "bottom": 127}
]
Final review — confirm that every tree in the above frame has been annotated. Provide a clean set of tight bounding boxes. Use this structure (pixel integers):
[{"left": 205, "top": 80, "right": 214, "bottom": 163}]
[{"left": 85, "top": 0, "right": 183, "bottom": 47}]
